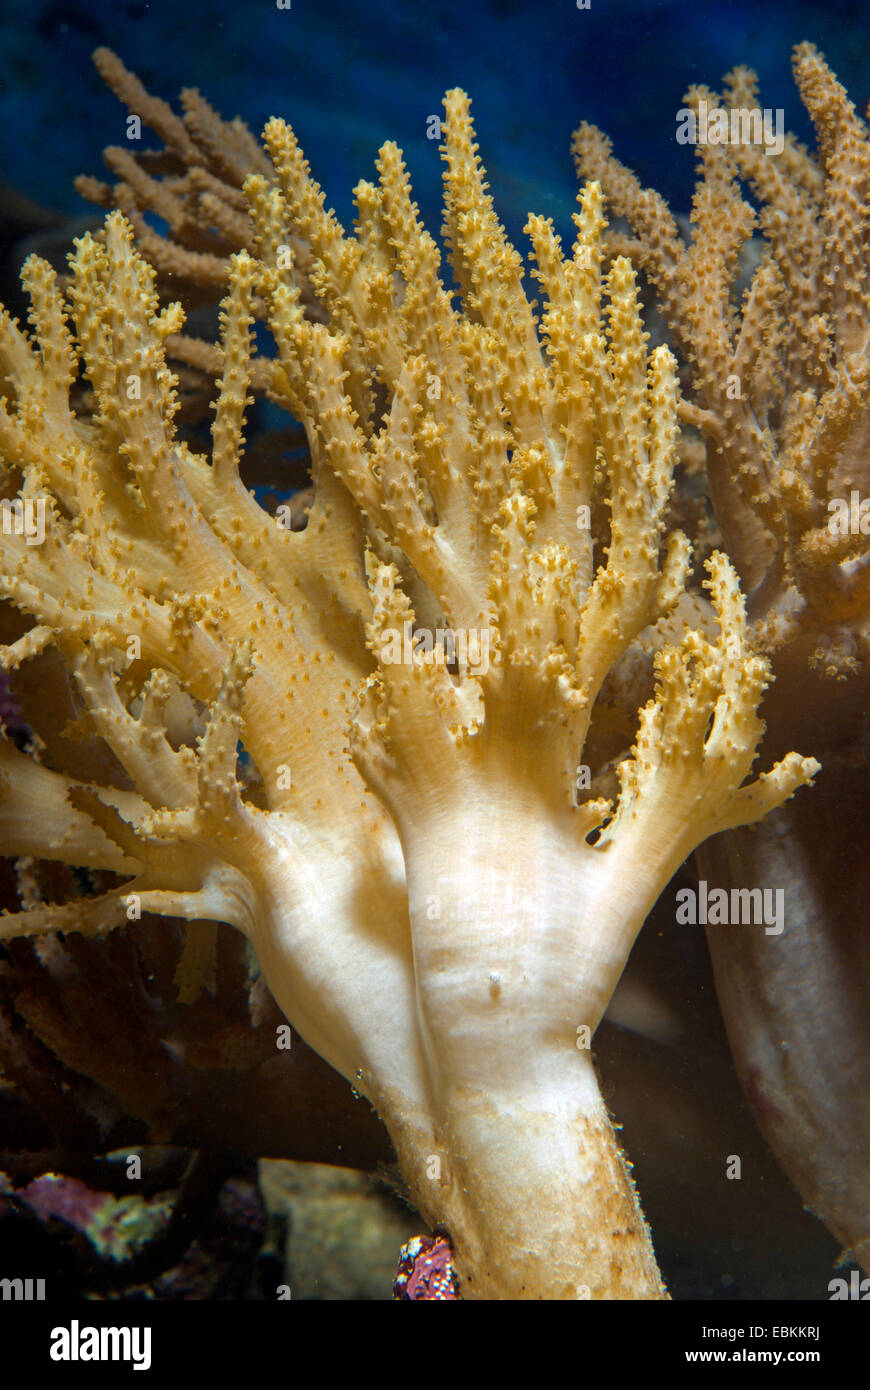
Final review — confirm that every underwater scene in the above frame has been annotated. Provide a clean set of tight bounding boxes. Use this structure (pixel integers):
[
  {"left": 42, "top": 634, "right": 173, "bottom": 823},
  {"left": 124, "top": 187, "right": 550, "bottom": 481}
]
[{"left": 0, "top": 0, "right": 867, "bottom": 1333}]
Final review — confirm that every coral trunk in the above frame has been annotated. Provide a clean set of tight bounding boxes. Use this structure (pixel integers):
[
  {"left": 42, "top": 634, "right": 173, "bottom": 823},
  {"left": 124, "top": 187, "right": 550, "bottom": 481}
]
[
  {"left": 373, "top": 796, "right": 669, "bottom": 1298},
  {"left": 381, "top": 1053, "right": 666, "bottom": 1299}
]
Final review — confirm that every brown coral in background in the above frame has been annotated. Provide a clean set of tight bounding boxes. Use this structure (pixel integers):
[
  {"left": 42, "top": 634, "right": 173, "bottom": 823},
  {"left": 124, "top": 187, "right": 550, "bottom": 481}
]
[
  {"left": 77, "top": 48, "right": 319, "bottom": 324},
  {"left": 574, "top": 42, "right": 870, "bottom": 678},
  {"left": 575, "top": 42, "right": 870, "bottom": 1271}
]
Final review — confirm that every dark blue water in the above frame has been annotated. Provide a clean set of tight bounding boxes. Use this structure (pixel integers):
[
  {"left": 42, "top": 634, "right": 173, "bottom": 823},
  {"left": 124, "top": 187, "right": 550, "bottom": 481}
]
[{"left": 0, "top": 0, "right": 865, "bottom": 248}]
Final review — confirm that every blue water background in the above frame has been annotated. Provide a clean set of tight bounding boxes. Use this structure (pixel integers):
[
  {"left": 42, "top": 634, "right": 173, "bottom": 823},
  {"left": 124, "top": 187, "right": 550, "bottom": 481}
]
[{"left": 0, "top": 0, "right": 865, "bottom": 249}]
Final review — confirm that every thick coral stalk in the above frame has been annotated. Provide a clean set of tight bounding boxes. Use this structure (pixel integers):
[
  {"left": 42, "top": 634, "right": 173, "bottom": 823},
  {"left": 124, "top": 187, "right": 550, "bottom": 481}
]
[
  {"left": 383, "top": 1051, "right": 663, "bottom": 1299},
  {"left": 340, "top": 550, "right": 813, "bottom": 1295}
]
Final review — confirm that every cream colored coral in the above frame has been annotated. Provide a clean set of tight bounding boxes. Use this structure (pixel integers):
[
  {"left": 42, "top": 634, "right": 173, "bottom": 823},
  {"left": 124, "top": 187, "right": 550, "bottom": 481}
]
[
  {"left": 0, "top": 89, "right": 816, "bottom": 1298},
  {"left": 574, "top": 42, "right": 870, "bottom": 677}
]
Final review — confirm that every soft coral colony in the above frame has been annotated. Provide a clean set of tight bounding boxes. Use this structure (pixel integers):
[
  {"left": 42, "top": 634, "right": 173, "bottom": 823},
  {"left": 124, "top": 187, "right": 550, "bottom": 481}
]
[{"left": 6, "top": 40, "right": 864, "bottom": 1300}]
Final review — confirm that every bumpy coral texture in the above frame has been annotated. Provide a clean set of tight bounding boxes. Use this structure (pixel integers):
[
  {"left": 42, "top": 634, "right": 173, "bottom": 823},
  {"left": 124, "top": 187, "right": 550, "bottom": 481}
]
[
  {"left": 574, "top": 42, "right": 870, "bottom": 677},
  {"left": 575, "top": 41, "right": 870, "bottom": 1274},
  {"left": 0, "top": 83, "right": 817, "bottom": 1298}
]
